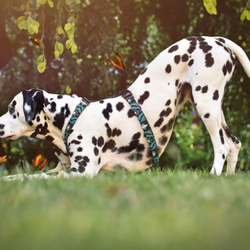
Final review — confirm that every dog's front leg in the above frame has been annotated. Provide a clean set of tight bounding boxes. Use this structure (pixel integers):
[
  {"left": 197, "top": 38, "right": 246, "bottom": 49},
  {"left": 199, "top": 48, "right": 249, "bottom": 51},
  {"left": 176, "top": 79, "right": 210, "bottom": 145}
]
[{"left": 46, "top": 152, "right": 71, "bottom": 174}]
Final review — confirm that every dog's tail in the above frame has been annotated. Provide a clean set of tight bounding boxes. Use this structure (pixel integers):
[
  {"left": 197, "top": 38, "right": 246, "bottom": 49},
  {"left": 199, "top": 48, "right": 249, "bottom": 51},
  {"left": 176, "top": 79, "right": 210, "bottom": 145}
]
[{"left": 222, "top": 37, "right": 250, "bottom": 78}]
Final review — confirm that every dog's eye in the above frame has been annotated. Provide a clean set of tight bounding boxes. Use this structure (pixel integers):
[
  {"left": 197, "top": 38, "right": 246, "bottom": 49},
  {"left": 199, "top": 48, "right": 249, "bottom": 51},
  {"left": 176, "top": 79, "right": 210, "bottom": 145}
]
[{"left": 8, "top": 105, "right": 15, "bottom": 115}]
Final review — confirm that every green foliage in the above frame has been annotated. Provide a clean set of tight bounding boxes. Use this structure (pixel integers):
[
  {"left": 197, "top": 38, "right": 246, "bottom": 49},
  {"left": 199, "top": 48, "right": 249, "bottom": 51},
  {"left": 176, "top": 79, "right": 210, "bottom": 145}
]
[
  {"left": 36, "top": 54, "right": 46, "bottom": 73},
  {"left": 17, "top": 16, "right": 40, "bottom": 35},
  {"left": 204, "top": 0, "right": 250, "bottom": 21},
  {"left": 241, "top": 9, "right": 250, "bottom": 21},
  {"left": 54, "top": 41, "right": 64, "bottom": 58},
  {"left": 1, "top": 171, "right": 250, "bottom": 249},
  {"left": 203, "top": 0, "right": 217, "bottom": 15}
]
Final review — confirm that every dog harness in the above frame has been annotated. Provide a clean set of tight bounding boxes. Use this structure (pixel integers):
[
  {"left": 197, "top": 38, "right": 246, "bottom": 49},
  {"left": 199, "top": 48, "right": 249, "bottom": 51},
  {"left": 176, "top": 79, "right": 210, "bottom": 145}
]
[
  {"left": 64, "top": 97, "right": 90, "bottom": 153},
  {"left": 121, "top": 89, "right": 159, "bottom": 168},
  {"left": 64, "top": 91, "right": 159, "bottom": 168}
]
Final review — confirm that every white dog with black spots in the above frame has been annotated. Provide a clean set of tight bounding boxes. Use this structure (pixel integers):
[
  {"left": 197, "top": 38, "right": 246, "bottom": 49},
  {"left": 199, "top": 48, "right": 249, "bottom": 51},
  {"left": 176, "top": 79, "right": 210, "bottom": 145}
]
[{"left": 0, "top": 36, "right": 249, "bottom": 180}]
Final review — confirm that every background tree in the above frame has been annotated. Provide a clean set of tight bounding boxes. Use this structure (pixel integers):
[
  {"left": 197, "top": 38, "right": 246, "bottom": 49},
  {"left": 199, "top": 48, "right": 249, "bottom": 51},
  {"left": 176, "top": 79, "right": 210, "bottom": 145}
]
[{"left": 0, "top": 0, "right": 249, "bottom": 171}]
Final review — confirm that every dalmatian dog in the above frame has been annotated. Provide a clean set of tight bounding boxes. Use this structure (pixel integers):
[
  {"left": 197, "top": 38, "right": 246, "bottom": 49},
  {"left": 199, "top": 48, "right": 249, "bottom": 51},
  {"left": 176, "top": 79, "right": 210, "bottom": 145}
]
[{"left": 0, "top": 36, "right": 250, "bottom": 180}]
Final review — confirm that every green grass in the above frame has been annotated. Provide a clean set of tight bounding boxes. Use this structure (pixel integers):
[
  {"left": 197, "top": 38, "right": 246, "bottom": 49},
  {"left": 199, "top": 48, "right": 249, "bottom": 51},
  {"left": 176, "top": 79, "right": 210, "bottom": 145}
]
[{"left": 1, "top": 169, "right": 250, "bottom": 250}]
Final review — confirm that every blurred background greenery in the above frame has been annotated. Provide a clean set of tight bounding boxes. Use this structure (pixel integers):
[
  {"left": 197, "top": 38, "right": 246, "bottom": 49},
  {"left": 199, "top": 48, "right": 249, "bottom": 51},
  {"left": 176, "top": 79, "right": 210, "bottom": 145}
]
[{"left": 0, "top": 0, "right": 249, "bottom": 172}]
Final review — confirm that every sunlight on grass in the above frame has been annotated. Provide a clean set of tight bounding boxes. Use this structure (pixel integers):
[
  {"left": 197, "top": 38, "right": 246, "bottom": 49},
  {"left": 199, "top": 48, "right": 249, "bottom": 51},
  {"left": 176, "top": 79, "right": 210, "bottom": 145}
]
[{"left": 1, "top": 170, "right": 250, "bottom": 250}]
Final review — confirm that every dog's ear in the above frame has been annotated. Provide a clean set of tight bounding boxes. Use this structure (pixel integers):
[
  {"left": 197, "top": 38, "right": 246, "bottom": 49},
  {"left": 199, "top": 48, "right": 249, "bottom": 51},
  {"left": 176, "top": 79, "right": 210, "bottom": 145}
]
[{"left": 22, "top": 89, "right": 45, "bottom": 124}]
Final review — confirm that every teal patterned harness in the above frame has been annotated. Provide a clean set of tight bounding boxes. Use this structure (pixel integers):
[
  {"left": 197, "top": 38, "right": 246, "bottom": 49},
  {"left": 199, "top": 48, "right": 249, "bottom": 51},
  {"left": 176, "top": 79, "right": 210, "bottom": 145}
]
[
  {"left": 121, "top": 90, "right": 159, "bottom": 168},
  {"left": 64, "top": 97, "right": 90, "bottom": 153}
]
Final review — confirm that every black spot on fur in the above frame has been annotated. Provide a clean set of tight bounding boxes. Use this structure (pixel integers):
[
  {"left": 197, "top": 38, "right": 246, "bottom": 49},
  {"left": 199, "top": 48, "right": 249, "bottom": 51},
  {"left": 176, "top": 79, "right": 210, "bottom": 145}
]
[
  {"left": 174, "top": 55, "right": 181, "bottom": 64},
  {"left": 49, "top": 102, "right": 56, "bottom": 113},
  {"left": 219, "top": 129, "right": 225, "bottom": 145},
  {"left": 195, "top": 86, "right": 201, "bottom": 91},
  {"left": 77, "top": 134, "right": 83, "bottom": 140},
  {"left": 102, "top": 103, "right": 113, "bottom": 120},
  {"left": 222, "top": 65, "right": 227, "bottom": 76},
  {"left": 168, "top": 45, "right": 179, "bottom": 53},
  {"left": 201, "top": 86, "right": 208, "bottom": 93},
  {"left": 213, "top": 90, "right": 219, "bottom": 100},
  {"left": 132, "top": 132, "right": 141, "bottom": 140},
  {"left": 205, "top": 53, "right": 214, "bottom": 67},
  {"left": 105, "top": 123, "right": 121, "bottom": 137},
  {"left": 188, "top": 59, "right": 194, "bottom": 67},
  {"left": 78, "top": 166, "right": 85, "bottom": 173},
  {"left": 140, "top": 68, "right": 147, "bottom": 75},
  {"left": 199, "top": 41, "right": 212, "bottom": 54},
  {"left": 53, "top": 104, "right": 71, "bottom": 130},
  {"left": 138, "top": 91, "right": 150, "bottom": 105},
  {"left": 165, "top": 64, "right": 172, "bottom": 73},
  {"left": 71, "top": 140, "right": 81, "bottom": 145},
  {"left": 160, "top": 107, "right": 172, "bottom": 117},
  {"left": 0, "top": 124, "right": 5, "bottom": 129},
  {"left": 154, "top": 118, "right": 164, "bottom": 128},
  {"left": 45, "top": 135, "right": 54, "bottom": 141},
  {"left": 92, "top": 136, "right": 97, "bottom": 146},
  {"left": 223, "top": 46, "right": 230, "bottom": 53},
  {"left": 94, "top": 147, "right": 99, "bottom": 156},
  {"left": 215, "top": 41, "right": 224, "bottom": 47},
  {"left": 75, "top": 156, "right": 90, "bottom": 169},
  {"left": 31, "top": 122, "right": 49, "bottom": 138},
  {"left": 217, "top": 37, "right": 225, "bottom": 44},
  {"left": 78, "top": 147, "right": 83, "bottom": 152},
  {"left": 144, "top": 77, "right": 150, "bottom": 84},
  {"left": 118, "top": 134, "right": 145, "bottom": 154},
  {"left": 160, "top": 117, "right": 175, "bottom": 133},
  {"left": 187, "top": 37, "right": 197, "bottom": 54},
  {"left": 102, "top": 139, "right": 116, "bottom": 153},
  {"left": 182, "top": 54, "right": 189, "bottom": 62},
  {"left": 128, "top": 109, "right": 135, "bottom": 118},
  {"left": 0, "top": 131, "right": 4, "bottom": 136},
  {"left": 98, "top": 136, "right": 104, "bottom": 147},
  {"left": 57, "top": 95, "right": 63, "bottom": 99},
  {"left": 127, "top": 153, "right": 143, "bottom": 161},
  {"left": 159, "top": 136, "right": 168, "bottom": 146},
  {"left": 112, "top": 128, "right": 122, "bottom": 137},
  {"left": 105, "top": 123, "right": 112, "bottom": 137},
  {"left": 204, "top": 113, "right": 210, "bottom": 118},
  {"left": 226, "top": 60, "right": 233, "bottom": 74},
  {"left": 223, "top": 126, "right": 240, "bottom": 144},
  {"left": 175, "top": 79, "right": 179, "bottom": 87},
  {"left": 165, "top": 99, "right": 171, "bottom": 106},
  {"left": 222, "top": 154, "right": 225, "bottom": 159},
  {"left": 116, "top": 102, "right": 124, "bottom": 111}
]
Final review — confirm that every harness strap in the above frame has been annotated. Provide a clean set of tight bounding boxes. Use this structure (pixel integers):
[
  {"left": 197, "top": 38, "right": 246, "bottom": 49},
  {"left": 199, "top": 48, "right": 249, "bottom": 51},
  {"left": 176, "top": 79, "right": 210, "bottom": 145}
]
[
  {"left": 64, "top": 97, "right": 90, "bottom": 153},
  {"left": 121, "top": 89, "right": 159, "bottom": 168}
]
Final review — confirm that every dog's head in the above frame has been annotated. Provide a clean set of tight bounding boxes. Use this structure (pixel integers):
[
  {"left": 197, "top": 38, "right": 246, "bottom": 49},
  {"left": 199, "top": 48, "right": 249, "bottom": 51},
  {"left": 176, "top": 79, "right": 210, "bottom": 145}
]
[{"left": 0, "top": 89, "right": 45, "bottom": 139}]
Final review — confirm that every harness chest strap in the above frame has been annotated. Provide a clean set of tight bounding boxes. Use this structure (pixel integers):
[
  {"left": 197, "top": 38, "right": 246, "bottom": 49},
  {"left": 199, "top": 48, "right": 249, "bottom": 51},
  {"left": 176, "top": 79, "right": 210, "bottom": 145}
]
[
  {"left": 121, "top": 89, "right": 160, "bottom": 168},
  {"left": 64, "top": 97, "right": 90, "bottom": 153}
]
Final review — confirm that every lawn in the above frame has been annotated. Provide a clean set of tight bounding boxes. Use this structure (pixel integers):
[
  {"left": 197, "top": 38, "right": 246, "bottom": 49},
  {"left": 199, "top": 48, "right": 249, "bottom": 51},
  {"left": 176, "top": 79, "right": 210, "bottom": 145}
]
[{"left": 0, "top": 169, "right": 250, "bottom": 250}]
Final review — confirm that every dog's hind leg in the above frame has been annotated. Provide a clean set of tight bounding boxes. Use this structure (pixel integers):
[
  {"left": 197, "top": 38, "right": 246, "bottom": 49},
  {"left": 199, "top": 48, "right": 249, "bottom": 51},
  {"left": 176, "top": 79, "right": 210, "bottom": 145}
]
[
  {"left": 221, "top": 112, "right": 241, "bottom": 174},
  {"left": 192, "top": 88, "right": 231, "bottom": 175}
]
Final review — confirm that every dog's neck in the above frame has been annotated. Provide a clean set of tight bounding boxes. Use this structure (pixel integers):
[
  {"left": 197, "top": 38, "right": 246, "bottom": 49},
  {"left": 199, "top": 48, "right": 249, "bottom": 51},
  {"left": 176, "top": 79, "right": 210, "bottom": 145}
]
[{"left": 33, "top": 93, "right": 83, "bottom": 154}]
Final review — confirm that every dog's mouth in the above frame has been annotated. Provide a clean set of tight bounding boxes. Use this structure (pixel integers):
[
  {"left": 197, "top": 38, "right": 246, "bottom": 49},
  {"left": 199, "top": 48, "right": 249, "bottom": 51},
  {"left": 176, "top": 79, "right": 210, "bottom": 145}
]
[{"left": 5, "top": 135, "right": 17, "bottom": 140}]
